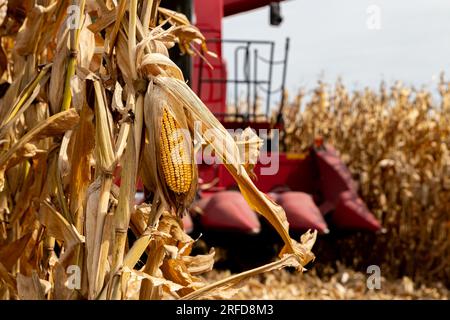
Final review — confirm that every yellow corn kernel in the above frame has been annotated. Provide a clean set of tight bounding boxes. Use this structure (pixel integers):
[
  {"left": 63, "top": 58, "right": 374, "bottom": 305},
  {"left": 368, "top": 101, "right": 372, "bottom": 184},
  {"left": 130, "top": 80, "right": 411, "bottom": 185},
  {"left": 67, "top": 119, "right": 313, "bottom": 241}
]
[{"left": 160, "top": 108, "right": 192, "bottom": 193}]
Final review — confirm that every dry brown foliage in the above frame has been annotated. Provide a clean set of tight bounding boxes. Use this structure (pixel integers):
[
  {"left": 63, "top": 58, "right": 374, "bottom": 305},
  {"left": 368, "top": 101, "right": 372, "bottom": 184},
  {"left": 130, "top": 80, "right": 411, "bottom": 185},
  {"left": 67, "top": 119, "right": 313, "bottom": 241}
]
[
  {"left": 279, "top": 78, "right": 450, "bottom": 285},
  {"left": 0, "top": 0, "right": 315, "bottom": 300}
]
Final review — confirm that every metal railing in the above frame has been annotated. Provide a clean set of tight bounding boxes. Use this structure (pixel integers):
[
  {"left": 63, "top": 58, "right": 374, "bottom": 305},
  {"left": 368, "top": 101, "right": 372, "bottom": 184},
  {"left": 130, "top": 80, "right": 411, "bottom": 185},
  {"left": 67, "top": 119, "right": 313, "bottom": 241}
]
[{"left": 196, "top": 37, "right": 290, "bottom": 121}]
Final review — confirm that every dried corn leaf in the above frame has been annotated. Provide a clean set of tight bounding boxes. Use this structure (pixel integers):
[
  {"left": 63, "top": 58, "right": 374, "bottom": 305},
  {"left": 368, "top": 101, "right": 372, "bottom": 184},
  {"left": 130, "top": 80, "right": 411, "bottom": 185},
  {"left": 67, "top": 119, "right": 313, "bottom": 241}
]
[
  {"left": 0, "top": 109, "right": 79, "bottom": 191},
  {"left": 182, "top": 249, "right": 215, "bottom": 276},
  {"left": 0, "top": 232, "right": 32, "bottom": 271},
  {"left": 16, "top": 273, "right": 50, "bottom": 300},
  {"left": 0, "top": 0, "right": 7, "bottom": 27},
  {"left": 48, "top": 26, "right": 69, "bottom": 115},
  {"left": 182, "top": 254, "right": 303, "bottom": 300},
  {"left": 37, "top": 201, "right": 84, "bottom": 254}
]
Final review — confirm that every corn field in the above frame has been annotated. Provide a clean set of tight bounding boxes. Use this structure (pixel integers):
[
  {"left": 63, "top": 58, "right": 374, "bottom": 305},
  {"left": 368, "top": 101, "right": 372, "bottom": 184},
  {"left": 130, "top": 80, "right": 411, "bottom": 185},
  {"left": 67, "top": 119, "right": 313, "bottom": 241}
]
[
  {"left": 280, "top": 78, "right": 450, "bottom": 286},
  {"left": 0, "top": 0, "right": 316, "bottom": 300}
]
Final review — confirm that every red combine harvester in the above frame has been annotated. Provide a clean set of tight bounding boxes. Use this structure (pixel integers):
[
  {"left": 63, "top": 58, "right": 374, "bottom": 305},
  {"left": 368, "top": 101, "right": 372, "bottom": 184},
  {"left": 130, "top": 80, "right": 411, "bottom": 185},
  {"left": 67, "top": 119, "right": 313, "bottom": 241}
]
[{"left": 156, "top": 1, "right": 381, "bottom": 247}]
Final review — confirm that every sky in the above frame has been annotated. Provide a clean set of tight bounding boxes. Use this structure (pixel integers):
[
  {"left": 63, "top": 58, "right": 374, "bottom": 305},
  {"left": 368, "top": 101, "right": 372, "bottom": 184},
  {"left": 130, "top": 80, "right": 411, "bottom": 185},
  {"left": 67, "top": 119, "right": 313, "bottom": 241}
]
[{"left": 223, "top": 0, "right": 450, "bottom": 104}]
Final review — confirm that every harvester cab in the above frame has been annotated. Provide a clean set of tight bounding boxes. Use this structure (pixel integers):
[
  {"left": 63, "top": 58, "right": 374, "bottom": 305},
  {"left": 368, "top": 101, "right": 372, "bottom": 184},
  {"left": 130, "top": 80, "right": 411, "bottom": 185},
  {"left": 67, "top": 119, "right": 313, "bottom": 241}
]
[{"left": 160, "top": 0, "right": 381, "bottom": 242}]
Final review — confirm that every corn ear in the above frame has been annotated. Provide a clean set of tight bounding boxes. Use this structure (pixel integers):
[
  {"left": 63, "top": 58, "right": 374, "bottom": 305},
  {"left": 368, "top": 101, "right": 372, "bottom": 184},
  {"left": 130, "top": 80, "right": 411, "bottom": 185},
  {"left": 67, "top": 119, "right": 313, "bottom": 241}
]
[
  {"left": 143, "top": 82, "right": 197, "bottom": 215},
  {"left": 160, "top": 108, "right": 193, "bottom": 194}
]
